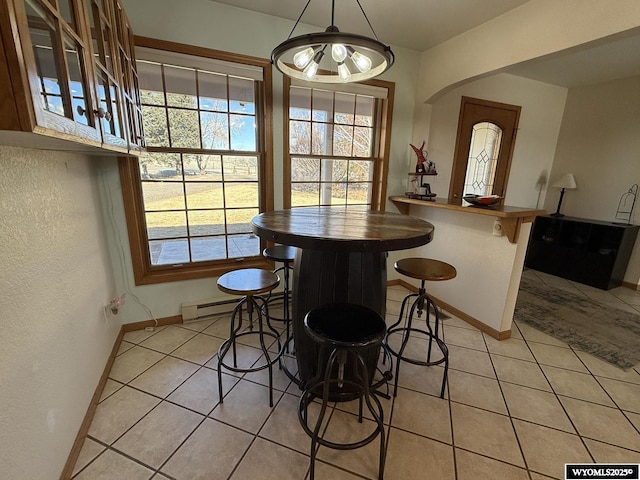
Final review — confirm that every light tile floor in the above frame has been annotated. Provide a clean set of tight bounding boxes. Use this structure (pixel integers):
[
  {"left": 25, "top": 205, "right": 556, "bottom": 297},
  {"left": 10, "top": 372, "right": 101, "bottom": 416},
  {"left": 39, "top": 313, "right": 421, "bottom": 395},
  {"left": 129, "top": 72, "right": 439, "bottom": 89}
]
[{"left": 71, "top": 270, "right": 640, "bottom": 480}]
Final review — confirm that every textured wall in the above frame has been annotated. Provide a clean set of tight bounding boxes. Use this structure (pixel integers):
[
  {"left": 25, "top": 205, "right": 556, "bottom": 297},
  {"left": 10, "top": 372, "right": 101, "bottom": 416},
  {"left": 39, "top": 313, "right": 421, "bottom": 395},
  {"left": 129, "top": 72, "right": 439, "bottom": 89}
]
[{"left": 0, "top": 146, "right": 120, "bottom": 479}]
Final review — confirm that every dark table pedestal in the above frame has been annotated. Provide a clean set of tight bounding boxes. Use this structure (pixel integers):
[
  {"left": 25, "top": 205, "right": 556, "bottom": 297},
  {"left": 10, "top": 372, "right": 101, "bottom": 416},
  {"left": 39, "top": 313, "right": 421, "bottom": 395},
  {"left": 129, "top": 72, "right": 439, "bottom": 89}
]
[
  {"left": 292, "top": 249, "right": 387, "bottom": 398},
  {"left": 251, "top": 207, "right": 435, "bottom": 401}
]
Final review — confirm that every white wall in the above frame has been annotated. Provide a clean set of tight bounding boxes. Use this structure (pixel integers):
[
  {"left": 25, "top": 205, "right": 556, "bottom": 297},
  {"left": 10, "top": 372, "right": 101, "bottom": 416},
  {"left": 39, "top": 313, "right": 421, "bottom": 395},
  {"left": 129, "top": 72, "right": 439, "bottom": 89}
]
[
  {"left": 108, "top": 0, "right": 422, "bottom": 324},
  {"left": 545, "top": 76, "right": 640, "bottom": 284},
  {"left": 0, "top": 146, "right": 120, "bottom": 479},
  {"left": 408, "top": 73, "right": 567, "bottom": 208},
  {"left": 394, "top": 206, "right": 531, "bottom": 333},
  {"left": 417, "top": 0, "right": 640, "bottom": 102}
]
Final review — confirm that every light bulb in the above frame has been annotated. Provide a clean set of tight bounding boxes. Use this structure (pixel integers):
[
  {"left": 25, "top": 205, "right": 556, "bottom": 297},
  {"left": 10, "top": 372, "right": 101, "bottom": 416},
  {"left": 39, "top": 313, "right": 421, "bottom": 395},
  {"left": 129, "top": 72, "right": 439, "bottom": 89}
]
[
  {"left": 350, "top": 50, "right": 372, "bottom": 73},
  {"left": 304, "top": 60, "right": 319, "bottom": 79},
  {"left": 337, "top": 62, "right": 351, "bottom": 82},
  {"left": 293, "top": 47, "right": 315, "bottom": 69},
  {"left": 303, "top": 49, "right": 324, "bottom": 79},
  {"left": 331, "top": 44, "right": 348, "bottom": 63}
]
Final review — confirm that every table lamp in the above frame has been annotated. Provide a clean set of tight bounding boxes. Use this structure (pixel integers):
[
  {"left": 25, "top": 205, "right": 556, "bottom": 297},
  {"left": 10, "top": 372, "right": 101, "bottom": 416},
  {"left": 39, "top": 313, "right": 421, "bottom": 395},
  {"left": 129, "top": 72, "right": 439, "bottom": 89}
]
[{"left": 550, "top": 173, "right": 577, "bottom": 217}]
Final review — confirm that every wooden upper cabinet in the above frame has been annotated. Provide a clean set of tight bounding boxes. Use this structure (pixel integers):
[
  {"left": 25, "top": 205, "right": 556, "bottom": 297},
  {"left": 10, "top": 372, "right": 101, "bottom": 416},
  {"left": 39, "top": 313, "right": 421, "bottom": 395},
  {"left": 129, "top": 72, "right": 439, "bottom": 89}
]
[
  {"left": 0, "top": 0, "right": 144, "bottom": 154},
  {"left": 111, "top": 0, "right": 144, "bottom": 152}
]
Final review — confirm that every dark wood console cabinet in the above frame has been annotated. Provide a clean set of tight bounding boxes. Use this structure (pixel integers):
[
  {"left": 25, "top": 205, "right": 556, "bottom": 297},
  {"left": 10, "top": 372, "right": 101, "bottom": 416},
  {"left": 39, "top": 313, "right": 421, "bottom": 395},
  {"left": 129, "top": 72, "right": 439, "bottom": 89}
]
[{"left": 525, "top": 215, "right": 639, "bottom": 290}]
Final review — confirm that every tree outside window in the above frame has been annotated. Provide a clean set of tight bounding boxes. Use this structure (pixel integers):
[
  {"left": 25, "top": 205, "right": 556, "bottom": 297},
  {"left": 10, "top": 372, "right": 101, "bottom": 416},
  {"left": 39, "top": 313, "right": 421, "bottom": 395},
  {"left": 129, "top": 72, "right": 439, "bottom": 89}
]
[
  {"left": 285, "top": 81, "right": 393, "bottom": 210},
  {"left": 119, "top": 40, "right": 272, "bottom": 285}
]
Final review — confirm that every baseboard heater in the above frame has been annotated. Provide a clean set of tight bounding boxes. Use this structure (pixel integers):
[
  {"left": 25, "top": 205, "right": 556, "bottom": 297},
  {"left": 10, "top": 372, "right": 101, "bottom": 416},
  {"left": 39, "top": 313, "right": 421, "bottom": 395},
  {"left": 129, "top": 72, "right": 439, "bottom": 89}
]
[{"left": 181, "top": 292, "right": 285, "bottom": 322}]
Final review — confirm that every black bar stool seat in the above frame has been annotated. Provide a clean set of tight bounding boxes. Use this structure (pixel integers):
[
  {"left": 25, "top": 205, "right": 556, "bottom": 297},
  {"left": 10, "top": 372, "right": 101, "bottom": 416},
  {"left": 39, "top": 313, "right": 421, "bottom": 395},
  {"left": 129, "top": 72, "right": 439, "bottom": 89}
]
[
  {"left": 298, "top": 303, "right": 387, "bottom": 480},
  {"left": 386, "top": 257, "right": 456, "bottom": 399},
  {"left": 216, "top": 268, "right": 282, "bottom": 407},
  {"left": 263, "top": 245, "right": 297, "bottom": 264}
]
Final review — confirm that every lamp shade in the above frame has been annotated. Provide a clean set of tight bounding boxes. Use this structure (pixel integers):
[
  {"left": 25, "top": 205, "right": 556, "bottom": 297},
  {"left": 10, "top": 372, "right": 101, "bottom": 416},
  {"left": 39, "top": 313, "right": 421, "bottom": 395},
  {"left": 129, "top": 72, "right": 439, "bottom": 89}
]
[{"left": 552, "top": 173, "right": 577, "bottom": 190}]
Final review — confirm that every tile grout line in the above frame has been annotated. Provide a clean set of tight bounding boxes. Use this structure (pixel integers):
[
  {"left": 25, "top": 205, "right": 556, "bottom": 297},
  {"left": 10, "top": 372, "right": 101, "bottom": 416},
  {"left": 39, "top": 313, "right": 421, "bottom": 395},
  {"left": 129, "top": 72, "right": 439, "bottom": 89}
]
[
  {"left": 516, "top": 321, "right": 597, "bottom": 465},
  {"left": 478, "top": 325, "right": 535, "bottom": 480}
]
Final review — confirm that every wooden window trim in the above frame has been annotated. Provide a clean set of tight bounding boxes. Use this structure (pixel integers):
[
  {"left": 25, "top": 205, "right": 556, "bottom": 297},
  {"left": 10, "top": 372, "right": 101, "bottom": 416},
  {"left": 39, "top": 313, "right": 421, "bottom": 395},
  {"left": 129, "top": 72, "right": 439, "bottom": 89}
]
[
  {"left": 119, "top": 36, "right": 274, "bottom": 285},
  {"left": 282, "top": 76, "right": 394, "bottom": 211}
]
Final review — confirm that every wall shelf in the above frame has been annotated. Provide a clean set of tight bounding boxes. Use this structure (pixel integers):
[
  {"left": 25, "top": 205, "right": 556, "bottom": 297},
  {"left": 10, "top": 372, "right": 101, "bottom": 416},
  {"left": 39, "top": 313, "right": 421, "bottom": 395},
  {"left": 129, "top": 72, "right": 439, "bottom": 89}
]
[{"left": 389, "top": 195, "right": 544, "bottom": 243}]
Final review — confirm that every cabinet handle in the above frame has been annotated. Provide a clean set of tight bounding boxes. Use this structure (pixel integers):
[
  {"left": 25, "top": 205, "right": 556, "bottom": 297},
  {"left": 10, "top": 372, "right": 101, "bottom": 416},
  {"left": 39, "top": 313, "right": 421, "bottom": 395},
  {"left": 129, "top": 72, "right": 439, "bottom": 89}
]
[
  {"left": 94, "top": 107, "right": 106, "bottom": 118},
  {"left": 76, "top": 105, "right": 86, "bottom": 117},
  {"left": 104, "top": 111, "right": 112, "bottom": 122}
]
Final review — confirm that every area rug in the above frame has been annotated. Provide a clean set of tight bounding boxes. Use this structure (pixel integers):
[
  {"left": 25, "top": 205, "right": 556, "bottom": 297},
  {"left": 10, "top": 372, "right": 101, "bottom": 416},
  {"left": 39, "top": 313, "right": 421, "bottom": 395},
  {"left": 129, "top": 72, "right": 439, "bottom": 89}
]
[{"left": 514, "top": 277, "right": 640, "bottom": 369}]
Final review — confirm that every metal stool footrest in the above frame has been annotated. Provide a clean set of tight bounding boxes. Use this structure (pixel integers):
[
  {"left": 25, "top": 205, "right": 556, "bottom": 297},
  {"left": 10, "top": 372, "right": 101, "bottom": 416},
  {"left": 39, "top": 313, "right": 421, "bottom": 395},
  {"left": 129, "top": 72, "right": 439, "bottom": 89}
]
[
  {"left": 385, "top": 291, "right": 449, "bottom": 399},
  {"left": 298, "top": 303, "right": 388, "bottom": 480},
  {"left": 298, "top": 347, "right": 386, "bottom": 480},
  {"left": 217, "top": 295, "right": 283, "bottom": 407}
]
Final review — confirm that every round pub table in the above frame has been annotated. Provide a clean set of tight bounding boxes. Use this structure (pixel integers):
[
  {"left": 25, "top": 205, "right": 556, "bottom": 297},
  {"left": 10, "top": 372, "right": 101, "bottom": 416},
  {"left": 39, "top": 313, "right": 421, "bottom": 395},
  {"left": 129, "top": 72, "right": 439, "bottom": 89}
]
[{"left": 251, "top": 207, "right": 434, "bottom": 398}]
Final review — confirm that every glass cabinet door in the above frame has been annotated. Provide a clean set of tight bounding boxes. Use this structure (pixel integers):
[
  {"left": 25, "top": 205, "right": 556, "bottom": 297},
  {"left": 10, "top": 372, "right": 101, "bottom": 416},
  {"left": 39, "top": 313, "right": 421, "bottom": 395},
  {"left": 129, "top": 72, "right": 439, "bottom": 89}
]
[
  {"left": 23, "top": 0, "right": 97, "bottom": 136},
  {"left": 84, "top": 0, "right": 127, "bottom": 148},
  {"left": 112, "top": 0, "right": 144, "bottom": 150}
]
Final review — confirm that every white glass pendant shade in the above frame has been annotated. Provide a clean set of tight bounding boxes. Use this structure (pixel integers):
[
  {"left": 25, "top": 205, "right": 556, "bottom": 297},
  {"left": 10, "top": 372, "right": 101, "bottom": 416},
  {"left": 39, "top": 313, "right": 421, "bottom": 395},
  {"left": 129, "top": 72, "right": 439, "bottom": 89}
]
[
  {"left": 293, "top": 46, "right": 316, "bottom": 68},
  {"left": 331, "top": 43, "right": 348, "bottom": 62}
]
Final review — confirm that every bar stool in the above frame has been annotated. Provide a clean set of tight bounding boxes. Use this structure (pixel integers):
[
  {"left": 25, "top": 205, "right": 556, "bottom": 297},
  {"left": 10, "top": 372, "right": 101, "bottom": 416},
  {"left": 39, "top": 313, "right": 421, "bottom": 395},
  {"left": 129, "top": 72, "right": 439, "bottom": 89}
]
[
  {"left": 298, "top": 303, "right": 387, "bottom": 480},
  {"left": 216, "top": 268, "right": 282, "bottom": 407},
  {"left": 386, "top": 258, "right": 456, "bottom": 399},
  {"left": 262, "top": 245, "right": 296, "bottom": 352}
]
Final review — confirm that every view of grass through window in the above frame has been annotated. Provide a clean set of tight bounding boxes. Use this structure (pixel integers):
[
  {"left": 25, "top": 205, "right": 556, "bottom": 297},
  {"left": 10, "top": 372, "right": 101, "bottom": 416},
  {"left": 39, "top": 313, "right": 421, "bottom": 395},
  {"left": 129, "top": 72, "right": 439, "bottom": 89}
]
[{"left": 136, "top": 57, "right": 262, "bottom": 266}]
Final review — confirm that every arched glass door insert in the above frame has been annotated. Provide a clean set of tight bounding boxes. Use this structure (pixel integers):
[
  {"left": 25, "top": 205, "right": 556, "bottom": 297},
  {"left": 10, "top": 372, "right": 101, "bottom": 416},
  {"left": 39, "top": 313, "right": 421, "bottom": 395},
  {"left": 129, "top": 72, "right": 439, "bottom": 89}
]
[{"left": 463, "top": 122, "right": 503, "bottom": 196}]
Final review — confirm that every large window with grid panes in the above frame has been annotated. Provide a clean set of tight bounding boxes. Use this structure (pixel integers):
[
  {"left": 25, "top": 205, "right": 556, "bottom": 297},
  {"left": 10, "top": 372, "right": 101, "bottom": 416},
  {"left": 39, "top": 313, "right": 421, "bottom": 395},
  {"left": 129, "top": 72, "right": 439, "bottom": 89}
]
[
  {"left": 283, "top": 77, "right": 394, "bottom": 210},
  {"left": 119, "top": 39, "right": 273, "bottom": 285}
]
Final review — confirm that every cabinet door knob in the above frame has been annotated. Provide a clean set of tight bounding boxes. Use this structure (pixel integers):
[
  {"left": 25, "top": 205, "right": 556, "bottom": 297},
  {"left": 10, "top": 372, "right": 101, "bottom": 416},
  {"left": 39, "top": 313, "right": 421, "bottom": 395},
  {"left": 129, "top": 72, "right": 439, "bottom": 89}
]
[
  {"left": 76, "top": 105, "right": 86, "bottom": 117},
  {"left": 104, "top": 111, "right": 112, "bottom": 122},
  {"left": 94, "top": 107, "right": 106, "bottom": 118}
]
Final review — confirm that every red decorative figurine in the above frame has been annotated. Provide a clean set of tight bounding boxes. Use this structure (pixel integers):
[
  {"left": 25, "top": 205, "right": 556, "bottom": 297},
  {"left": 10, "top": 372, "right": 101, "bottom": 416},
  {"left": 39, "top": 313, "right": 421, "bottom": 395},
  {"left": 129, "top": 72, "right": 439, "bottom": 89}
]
[{"left": 410, "top": 141, "right": 436, "bottom": 174}]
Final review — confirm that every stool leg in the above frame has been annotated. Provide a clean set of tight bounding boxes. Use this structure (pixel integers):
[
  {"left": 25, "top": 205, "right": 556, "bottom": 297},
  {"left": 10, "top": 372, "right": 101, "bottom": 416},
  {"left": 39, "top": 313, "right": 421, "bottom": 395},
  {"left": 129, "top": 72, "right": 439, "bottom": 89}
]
[
  {"left": 388, "top": 289, "right": 450, "bottom": 399},
  {"left": 251, "top": 295, "right": 277, "bottom": 407},
  {"left": 283, "top": 262, "right": 292, "bottom": 353},
  {"left": 416, "top": 279, "right": 427, "bottom": 317},
  {"left": 390, "top": 294, "right": 419, "bottom": 396},
  {"left": 299, "top": 347, "right": 387, "bottom": 480},
  {"left": 308, "top": 348, "right": 339, "bottom": 480},
  {"left": 440, "top": 342, "right": 449, "bottom": 399},
  {"left": 352, "top": 351, "right": 386, "bottom": 480},
  {"left": 425, "top": 297, "right": 436, "bottom": 363},
  {"left": 217, "top": 298, "right": 246, "bottom": 403}
]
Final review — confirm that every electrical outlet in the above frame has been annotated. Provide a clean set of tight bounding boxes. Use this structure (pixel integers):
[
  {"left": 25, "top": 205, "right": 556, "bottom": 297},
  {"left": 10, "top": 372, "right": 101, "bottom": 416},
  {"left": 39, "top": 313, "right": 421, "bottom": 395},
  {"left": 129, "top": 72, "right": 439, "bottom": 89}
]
[
  {"left": 107, "top": 293, "right": 126, "bottom": 315},
  {"left": 493, "top": 218, "right": 504, "bottom": 237}
]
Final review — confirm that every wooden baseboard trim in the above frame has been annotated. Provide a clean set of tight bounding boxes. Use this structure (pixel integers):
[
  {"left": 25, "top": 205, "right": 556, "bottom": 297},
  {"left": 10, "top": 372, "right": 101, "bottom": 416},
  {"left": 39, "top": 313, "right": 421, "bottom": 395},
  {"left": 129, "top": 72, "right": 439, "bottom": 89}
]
[
  {"left": 59, "top": 327, "right": 124, "bottom": 480},
  {"left": 122, "top": 314, "right": 183, "bottom": 332},
  {"left": 622, "top": 281, "right": 640, "bottom": 291},
  {"left": 387, "top": 279, "right": 511, "bottom": 340},
  {"left": 60, "top": 314, "right": 184, "bottom": 479}
]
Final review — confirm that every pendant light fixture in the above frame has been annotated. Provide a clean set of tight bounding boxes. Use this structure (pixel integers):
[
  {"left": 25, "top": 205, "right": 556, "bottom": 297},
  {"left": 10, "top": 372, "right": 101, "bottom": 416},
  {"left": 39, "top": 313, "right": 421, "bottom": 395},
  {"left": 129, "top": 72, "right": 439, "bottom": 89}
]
[{"left": 271, "top": 0, "right": 394, "bottom": 83}]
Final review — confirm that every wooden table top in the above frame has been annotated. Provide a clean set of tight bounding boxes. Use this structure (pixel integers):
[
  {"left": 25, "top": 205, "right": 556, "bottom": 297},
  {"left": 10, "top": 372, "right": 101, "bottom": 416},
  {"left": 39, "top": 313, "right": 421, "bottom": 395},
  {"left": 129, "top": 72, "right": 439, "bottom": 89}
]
[{"left": 251, "top": 207, "right": 434, "bottom": 252}]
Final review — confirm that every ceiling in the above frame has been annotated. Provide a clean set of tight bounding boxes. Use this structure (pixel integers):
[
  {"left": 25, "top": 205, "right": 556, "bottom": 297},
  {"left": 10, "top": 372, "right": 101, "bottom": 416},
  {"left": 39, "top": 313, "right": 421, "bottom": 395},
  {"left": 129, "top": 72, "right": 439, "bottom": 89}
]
[
  {"left": 210, "top": 0, "right": 529, "bottom": 52},
  {"left": 506, "top": 32, "right": 640, "bottom": 88},
  {"left": 211, "top": 0, "right": 640, "bottom": 88}
]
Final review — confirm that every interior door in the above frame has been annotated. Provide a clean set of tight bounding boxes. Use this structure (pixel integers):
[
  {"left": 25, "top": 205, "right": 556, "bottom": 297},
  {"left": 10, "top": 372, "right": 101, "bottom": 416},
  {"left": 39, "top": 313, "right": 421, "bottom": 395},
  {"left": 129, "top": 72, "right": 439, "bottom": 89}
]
[{"left": 449, "top": 96, "right": 521, "bottom": 203}]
